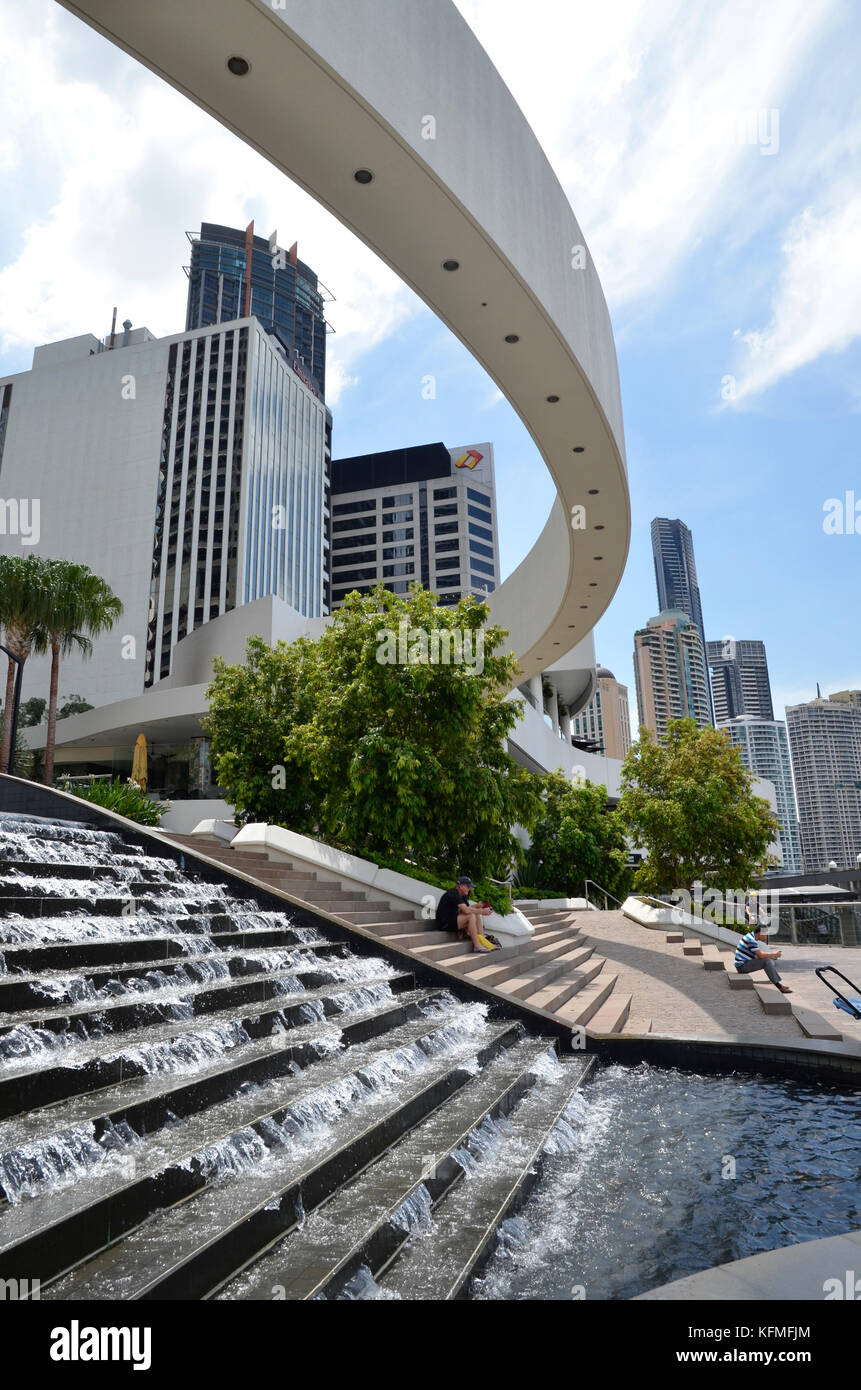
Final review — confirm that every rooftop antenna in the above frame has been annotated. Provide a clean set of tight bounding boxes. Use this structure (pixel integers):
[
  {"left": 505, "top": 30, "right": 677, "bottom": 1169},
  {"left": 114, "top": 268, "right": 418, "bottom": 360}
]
[
  {"left": 243, "top": 221, "right": 254, "bottom": 318},
  {"left": 817, "top": 682, "right": 822, "bottom": 699},
  {"left": 109, "top": 306, "right": 117, "bottom": 350}
]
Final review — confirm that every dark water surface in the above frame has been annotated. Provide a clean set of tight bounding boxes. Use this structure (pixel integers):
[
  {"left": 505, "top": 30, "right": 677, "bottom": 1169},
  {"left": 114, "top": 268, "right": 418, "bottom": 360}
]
[{"left": 472, "top": 1062, "right": 861, "bottom": 1301}]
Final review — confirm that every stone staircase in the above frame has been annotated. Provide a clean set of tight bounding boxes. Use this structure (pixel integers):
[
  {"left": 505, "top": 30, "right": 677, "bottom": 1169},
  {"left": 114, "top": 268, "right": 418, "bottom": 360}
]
[
  {"left": 0, "top": 809, "right": 593, "bottom": 1302},
  {"left": 658, "top": 928, "right": 843, "bottom": 1040},
  {"left": 164, "top": 835, "right": 633, "bottom": 1035}
]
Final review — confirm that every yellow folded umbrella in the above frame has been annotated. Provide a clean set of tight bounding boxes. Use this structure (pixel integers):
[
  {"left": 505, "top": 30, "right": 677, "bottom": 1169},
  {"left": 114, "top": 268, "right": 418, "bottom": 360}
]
[{"left": 131, "top": 733, "right": 148, "bottom": 792}]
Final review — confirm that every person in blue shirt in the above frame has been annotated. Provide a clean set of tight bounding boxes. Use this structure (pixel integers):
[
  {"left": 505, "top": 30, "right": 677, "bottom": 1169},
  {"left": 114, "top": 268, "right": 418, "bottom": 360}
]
[{"left": 734, "top": 923, "right": 791, "bottom": 993}]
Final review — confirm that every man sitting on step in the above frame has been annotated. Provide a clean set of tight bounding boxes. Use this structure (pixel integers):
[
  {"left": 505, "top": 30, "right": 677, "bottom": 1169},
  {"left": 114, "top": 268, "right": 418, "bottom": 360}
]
[
  {"left": 734, "top": 923, "right": 792, "bottom": 994},
  {"left": 434, "top": 877, "right": 494, "bottom": 953}
]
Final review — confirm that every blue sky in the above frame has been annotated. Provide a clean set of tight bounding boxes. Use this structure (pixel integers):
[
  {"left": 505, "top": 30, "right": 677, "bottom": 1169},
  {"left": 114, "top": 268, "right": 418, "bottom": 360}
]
[{"left": 1, "top": 0, "right": 860, "bottom": 724}]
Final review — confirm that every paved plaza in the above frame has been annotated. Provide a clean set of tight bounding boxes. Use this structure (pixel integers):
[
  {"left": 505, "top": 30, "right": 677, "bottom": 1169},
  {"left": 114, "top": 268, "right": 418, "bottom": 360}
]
[{"left": 578, "top": 911, "right": 861, "bottom": 1046}]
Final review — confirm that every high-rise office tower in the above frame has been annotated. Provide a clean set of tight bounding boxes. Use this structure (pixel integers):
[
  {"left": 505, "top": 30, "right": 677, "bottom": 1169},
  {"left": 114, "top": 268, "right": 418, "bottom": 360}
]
[
  {"left": 147, "top": 319, "right": 328, "bottom": 684},
  {"left": 0, "top": 315, "right": 328, "bottom": 705},
  {"left": 570, "top": 666, "right": 632, "bottom": 759},
  {"left": 328, "top": 441, "right": 499, "bottom": 609},
  {"left": 633, "top": 609, "right": 712, "bottom": 742},
  {"left": 651, "top": 517, "right": 712, "bottom": 715},
  {"left": 186, "top": 222, "right": 329, "bottom": 398},
  {"left": 707, "top": 639, "right": 774, "bottom": 722},
  {"left": 719, "top": 716, "right": 802, "bottom": 872},
  {"left": 185, "top": 223, "right": 333, "bottom": 608},
  {"left": 786, "top": 695, "right": 861, "bottom": 870}
]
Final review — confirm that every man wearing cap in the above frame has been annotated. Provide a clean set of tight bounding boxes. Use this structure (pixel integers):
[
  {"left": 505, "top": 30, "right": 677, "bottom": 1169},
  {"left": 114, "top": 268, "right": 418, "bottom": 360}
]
[{"left": 434, "top": 876, "right": 494, "bottom": 952}]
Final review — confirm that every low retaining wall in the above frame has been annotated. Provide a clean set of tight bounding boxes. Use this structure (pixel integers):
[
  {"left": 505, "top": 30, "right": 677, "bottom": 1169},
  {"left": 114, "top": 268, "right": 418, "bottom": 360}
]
[
  {"left": 515, "top": 896, "right": 590, "bottom": 911},
  {"left": 227, "top": 822, "right": 534, "bottom": 948},
  {"left": 622, "top": 895, "right": 742, "bottom": 949}
]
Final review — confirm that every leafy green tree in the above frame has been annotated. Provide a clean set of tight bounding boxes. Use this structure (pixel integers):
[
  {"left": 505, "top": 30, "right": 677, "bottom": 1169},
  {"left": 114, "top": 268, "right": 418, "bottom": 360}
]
[
  {"left": 617, "top": 718, "right": 779, "bottom": 896},
  {"left": 41, "top": 562, "right": 122, "bottom": 785},
  {"left": 204, "top": 631, "right": 320, "bottom": 833},
  {"left": 523, "top": 771, "right": 632, "bottom": 899},
  {"left": 0, "top": 554, "right": 52, "bottom": 774},
  {"left": 18, "top": 697, "right": 47, "bottom": 728},
  {"left": 58, "top": 695, "right": 94, "bottom": 719},
  {"left": 205, "top": 584, "right": 542, "bottom": 879}
]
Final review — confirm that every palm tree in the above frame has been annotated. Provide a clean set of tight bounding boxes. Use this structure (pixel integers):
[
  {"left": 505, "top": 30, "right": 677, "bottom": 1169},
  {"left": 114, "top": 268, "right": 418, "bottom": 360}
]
[
  {"left": 42, "top": 561, "right": 123, "bottom": 785},
  {"left": 0, "top": 554, "right": 53, "bottom": 775}
]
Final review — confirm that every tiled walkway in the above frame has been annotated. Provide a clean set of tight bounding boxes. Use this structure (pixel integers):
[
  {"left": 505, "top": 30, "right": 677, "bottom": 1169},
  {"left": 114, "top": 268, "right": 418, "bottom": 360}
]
[{"left": 577, "top": 911, "right": 814, "bottom": 1041}]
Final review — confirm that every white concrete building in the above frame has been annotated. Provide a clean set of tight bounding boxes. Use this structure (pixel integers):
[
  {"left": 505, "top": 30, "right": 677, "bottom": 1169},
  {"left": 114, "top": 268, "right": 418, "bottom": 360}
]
[
  {"left": 27, "top": 0, "right": 634, "bottom": 828},
  {"left": 0, "top": 318, "right": 327, "bottom": 707},
  {"left": 719, "top": 716, "right": 802, "bottom": 873},
  {"left": 786, "top": 696, "right": 861, "bottom": 870},
  {"left": 330, "top": 441, "right": 499, "bottom": 609}
]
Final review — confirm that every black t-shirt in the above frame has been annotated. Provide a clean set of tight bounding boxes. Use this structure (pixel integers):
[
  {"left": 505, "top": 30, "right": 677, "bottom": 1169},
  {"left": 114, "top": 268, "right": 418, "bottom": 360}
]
[{"left": 435, "top": 887, "right": 466, "bottom": 931}]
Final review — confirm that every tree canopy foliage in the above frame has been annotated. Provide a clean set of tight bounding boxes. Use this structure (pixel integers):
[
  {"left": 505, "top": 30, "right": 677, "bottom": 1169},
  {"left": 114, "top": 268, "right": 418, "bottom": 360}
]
[
  {"left": 522, "top": 771, "right": 632, "bottom": 900},
  {"left": 617, "top": 718, "right": 779, "bottom": 895},
  {"left": 204, "top": 584, "right": 542, "bottom": 880}
]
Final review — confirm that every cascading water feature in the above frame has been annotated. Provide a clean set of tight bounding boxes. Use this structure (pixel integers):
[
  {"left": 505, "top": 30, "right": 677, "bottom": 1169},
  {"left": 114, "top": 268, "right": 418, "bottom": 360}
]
[
  {"left": 0, "top": 810, "right": 591, "bottom": 1300},
  {"left": 5, "top": 808, "right": 854, "bottom": 1302}
]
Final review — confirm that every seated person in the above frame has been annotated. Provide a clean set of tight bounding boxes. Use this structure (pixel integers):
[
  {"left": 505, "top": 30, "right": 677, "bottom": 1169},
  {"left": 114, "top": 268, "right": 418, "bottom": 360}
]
[
  {"left": 434, "top": 876, "right": 493, "bottom": 953},
  {"left": 734, "top": 923, "right": 792, "bottom": 993}
]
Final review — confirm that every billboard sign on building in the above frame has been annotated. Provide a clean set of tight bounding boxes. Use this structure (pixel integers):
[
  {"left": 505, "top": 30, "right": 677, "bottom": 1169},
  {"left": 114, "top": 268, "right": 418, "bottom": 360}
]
[{"left": 448, "top": 442, "right": 494, "bottom": 488}]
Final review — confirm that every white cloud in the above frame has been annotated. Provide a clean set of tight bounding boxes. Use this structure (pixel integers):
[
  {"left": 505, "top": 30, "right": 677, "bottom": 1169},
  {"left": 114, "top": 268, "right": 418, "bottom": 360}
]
[
  {"left": 454, "top": 0, "right": 836, "bottom": 311},
  {"left": 730, "top": 194, "right": 861, "bottom": 402},
  {"left": 1, "top": 0, "right": 855, "bottom": 408},
  {"left": 0, "top": 1, "right": 417, "bottom": 403}
]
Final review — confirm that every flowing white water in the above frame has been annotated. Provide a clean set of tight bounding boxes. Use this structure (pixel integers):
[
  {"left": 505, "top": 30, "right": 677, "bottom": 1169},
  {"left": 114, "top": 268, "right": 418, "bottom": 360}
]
[
  {"left": 390, "top": 1182, "right": 434, "bottom": 1235},
  {"left": 114, "top": 1020, "right": 253, "bottom": 1075},
  {"left": 0, "top": 1117, "right": 141, "bottom": 1204}
]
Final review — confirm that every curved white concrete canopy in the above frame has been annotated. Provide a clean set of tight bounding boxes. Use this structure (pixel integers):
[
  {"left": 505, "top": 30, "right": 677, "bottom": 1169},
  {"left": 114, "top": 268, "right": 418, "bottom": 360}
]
[{"left": 57, "top": 0, "right": 629, "bottom": 684}]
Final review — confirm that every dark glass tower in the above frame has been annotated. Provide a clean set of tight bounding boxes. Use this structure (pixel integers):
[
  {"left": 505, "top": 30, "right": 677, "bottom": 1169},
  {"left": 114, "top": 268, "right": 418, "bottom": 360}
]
[
  {"left": 707, "top": 639, "right": 774, "bottom": 722},
  {"left": 185, "top": 222, "right": 328, "bottom": 398},
  {"left": 651, "top": 516, "right": 712, "bottom": 721},
  {"left": 651, "top": 519, "right": 705, "bottom": 644}
]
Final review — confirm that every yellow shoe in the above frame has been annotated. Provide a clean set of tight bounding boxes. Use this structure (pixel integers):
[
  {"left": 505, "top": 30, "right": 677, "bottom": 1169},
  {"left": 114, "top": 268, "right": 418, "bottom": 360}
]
[{"left": 477, "top": 934, "right": 499, "bottom": 951}]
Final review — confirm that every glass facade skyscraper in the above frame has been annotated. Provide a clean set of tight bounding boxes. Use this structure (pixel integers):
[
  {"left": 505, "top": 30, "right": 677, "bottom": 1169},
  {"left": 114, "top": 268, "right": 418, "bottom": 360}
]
[
  {"left": 329, "top": 441, "right": 499, "bottom": 609},
  {"left": 185, "top": 222, "right": 329, "bottom": 398},
  {"left": 786, "top": 696, "right": 861, "bottom": 870},
  {"left": 720, "top": 716, "right": 802, "bottom": 872},
  {"left": 707, "top": 639, "right": 774, "bottom": 722},
  {"left": 651, "top": 517, "right": 712, "bottom": 721},
  {"left": 146, "top": 319, "right": 327, "bottom": 687}
]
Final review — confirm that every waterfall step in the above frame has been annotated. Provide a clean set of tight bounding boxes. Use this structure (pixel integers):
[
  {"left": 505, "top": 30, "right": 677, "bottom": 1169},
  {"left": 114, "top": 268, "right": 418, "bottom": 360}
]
[
  {"left": 0, "top": 922, "right": 339, "bottom": 975},
  {"left": 215, "top": 1035, "right": 563, "bottom": 1300},
  {"left": 0, "top": 860, "right": 180, "bottom": 884},
  {"left": 0, "top": 989, "right": 447, "bottom": 1161},
  {"left": 372, "top": 1055, "right": 594, "bottom": 1301},
  {"left": 0, "top": 963, "right": 412, "bottom": 1043},
  {"left": 4, "top": 1007, "right": 513, "bottom": 1287},
  {"left": 0, "top": 811, "right": 610, "bottom": 1301},
  {"left": 39, "top": 1018, "right": 521, "bottom": 1299},
  {"left": 0, "top": 974, "right": 417, "bottom": 1120},
  {"left": 0, "top": 941, "right": 355, "bottom": 1010}
]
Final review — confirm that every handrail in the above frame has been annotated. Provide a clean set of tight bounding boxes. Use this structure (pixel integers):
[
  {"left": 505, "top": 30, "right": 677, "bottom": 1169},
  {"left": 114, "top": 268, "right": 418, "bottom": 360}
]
[{"left": 583, "top": 879, "right": 626, "bottom": 911}]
